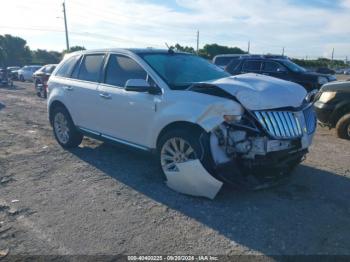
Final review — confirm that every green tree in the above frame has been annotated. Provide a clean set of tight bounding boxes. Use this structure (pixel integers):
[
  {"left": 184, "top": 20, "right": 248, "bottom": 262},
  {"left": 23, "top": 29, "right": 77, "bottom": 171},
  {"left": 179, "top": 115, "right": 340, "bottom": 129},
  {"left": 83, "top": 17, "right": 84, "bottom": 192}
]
[
  {"left": 0, "top": 34, "right": 31, "bottom": 66},
  {"left": 64, "top": 45, "right": 86, "bottom": 54},
  {"left": 171, "top": 43, "right": 195, "bottom": 54},
  {"left": 199, "top": 44, "right": 246, "bottom": 59},
  {"left": 31, "top": 49, "right": 62, "bottom": 64}
]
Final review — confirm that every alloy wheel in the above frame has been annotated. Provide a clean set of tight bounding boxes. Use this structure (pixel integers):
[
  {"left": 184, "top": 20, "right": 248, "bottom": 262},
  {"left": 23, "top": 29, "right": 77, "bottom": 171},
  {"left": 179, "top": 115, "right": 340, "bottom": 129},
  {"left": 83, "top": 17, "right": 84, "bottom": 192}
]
[
  {"left": 54, "top": 112, "right": 70, "bottom": 144},
  {"left": 160, "top": 137, "right": 197, "bottom": 172}
]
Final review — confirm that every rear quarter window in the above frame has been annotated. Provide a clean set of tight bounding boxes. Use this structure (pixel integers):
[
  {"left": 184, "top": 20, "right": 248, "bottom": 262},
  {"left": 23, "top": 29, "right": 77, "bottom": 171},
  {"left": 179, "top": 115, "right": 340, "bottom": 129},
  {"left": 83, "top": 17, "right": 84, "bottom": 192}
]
[{"left": 55, "top": 55, "right": 81, "bottom": 78}]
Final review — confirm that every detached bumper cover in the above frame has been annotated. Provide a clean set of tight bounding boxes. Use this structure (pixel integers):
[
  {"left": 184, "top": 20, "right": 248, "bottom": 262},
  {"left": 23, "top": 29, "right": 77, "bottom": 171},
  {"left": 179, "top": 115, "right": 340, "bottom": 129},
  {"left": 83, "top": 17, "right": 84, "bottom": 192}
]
[{"left": 165, "top": 160, "right": 223, "bottom": 200}]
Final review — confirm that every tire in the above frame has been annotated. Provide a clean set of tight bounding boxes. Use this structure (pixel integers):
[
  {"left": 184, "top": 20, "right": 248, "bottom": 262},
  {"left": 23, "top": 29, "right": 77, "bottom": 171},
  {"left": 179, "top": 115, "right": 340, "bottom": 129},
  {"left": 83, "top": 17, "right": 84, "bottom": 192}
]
[
  {"left": 157, "top": 129, "right": 213, "bottom": 177},
  {"left": 336, "top": 113, "right": 350, "bottom": 140},
  {"left": 52, "top": 106, "right": 83, "bottom": 148},
  {"left": 40, "top": 88, "right": 47, "bottom": 99},
  {"left": 35, "top": 81, "right": 41, "bottom": 97}
]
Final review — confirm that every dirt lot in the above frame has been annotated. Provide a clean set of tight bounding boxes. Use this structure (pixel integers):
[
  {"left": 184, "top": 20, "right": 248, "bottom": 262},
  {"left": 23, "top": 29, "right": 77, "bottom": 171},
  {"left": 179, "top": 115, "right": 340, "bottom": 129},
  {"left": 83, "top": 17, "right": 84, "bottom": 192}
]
[{"left": 0, "top": 81, "right": 350, "bottom": 258}]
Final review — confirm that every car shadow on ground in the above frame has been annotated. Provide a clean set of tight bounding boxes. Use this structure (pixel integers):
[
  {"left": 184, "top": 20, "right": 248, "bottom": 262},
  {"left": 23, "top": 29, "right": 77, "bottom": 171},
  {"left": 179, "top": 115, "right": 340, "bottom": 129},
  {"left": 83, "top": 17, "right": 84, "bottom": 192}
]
[{"left": 71, "top": 141, "right": 350, "bottom": 255}]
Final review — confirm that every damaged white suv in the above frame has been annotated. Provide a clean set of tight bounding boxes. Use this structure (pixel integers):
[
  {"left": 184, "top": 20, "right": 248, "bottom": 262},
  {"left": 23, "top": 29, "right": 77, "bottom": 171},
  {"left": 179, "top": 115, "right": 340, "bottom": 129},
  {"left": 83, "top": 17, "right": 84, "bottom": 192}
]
[{"left": 47, "top": 49, "right": 317, "bottom": 199}]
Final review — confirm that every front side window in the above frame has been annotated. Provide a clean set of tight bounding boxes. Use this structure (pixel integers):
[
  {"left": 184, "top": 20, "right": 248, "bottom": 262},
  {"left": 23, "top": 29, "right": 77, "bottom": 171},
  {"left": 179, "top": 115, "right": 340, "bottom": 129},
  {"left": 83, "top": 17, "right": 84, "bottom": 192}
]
[
  {"left": 104, "top": 54, "right": 147, "bottom": 87},
  {"left": 139, "top": 53, "right": 230, "bottom": 90},
  {"left": 263, "top": 61, "right": 286, "bottom": 72},
  {"left": 242, "top": 60, "right": 262, "bottom": 72},
  {"left": 77, "top": 54, "right": 105, "bottom": 82},
  {"left": 281, "top": 60, "right": 307, "bottom": 73},
  {"left": 56, "top": 55, "right": 80, "bottom": 78}
]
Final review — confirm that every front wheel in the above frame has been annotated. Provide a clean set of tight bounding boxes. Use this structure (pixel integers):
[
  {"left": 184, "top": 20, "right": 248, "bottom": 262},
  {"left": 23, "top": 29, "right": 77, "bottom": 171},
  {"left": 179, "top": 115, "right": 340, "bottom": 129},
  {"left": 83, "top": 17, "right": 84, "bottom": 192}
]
[
  {"left": 157, "top": 129, "right": 213, "bottom": 176},
  {"left": 336, "top": 113, "right": 350, "bottom": 140},
  {"left": 52, "top": 106, "right": 83, "bottom": 148}
]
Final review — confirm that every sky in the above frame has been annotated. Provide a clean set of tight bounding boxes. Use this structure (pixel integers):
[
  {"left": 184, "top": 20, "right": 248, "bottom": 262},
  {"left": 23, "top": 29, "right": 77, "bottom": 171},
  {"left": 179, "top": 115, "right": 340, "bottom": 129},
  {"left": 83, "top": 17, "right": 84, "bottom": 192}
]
[{"left": 0, "top": 0, "right": 349, "bottom": 59}]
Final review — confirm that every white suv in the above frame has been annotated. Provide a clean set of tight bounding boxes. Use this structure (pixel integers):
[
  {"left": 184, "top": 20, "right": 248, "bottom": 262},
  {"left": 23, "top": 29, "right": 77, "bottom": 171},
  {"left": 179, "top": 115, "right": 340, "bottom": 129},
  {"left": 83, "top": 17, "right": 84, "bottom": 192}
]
[{"left": 48, "top": 49, "right": 316, "bottom": 199}]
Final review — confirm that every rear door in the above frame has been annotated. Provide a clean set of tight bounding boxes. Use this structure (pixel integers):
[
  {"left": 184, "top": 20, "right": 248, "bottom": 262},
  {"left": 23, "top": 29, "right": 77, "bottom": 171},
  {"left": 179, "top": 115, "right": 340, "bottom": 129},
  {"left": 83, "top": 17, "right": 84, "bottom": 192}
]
[
  {"left": 67, "top": 54, "right": 106, "bottom": 131},
  {"left": 241, "top": 60, "right": 263, "bottom": 74}
]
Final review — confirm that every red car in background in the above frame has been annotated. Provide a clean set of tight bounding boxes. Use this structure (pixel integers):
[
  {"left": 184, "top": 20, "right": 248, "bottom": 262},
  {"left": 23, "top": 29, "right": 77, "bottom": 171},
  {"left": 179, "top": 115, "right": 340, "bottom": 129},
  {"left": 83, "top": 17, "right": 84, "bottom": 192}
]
[{"left": 32, "top": 64, "right": 57, "bottom": 98}]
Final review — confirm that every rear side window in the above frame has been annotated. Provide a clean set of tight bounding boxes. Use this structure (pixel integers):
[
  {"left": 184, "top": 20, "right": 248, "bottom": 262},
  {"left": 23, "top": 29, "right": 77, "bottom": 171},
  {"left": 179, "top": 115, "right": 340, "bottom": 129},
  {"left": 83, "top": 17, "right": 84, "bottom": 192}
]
[
  {"left": 104, "top": 54, "right": 147, "bottom": 87},
  {"left": 56, "top": 56, "right": 80, "bottom": 78},
  {"left": 242, "top": 60, "right": 262, "bottom": 72},
  {"left": 77, "top": 54, "right": 105, "bottom": 82}
]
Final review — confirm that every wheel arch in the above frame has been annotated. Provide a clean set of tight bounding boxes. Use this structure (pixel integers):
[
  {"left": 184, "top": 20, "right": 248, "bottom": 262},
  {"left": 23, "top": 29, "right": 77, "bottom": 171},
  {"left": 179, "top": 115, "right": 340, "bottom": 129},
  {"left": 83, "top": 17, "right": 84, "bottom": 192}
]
[
  {"left": 332, "top": 102, "right": 350, "bottom": 126},
  {"left": 156, "top": 121, "right": 207, "bottom": 149},
  {"left": 49, "top": 100, "right": 70, "bottom": 126}
]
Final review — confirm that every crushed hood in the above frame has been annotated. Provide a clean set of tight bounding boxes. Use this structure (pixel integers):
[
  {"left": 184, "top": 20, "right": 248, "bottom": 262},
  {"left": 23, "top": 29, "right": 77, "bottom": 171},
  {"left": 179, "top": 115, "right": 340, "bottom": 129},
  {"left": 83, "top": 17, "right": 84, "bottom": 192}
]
[{"left": 203, "top": 73, "right": 307, "bottom": 110}]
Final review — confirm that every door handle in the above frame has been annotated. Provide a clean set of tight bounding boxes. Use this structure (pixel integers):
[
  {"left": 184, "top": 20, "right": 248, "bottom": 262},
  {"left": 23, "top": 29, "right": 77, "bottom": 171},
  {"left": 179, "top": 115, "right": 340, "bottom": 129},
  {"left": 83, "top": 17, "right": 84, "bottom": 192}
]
[
  {"left": 99, "top": 93, "right": 111, "bottom": 99},
  {"left": 64, "top": 86, "right": 73, "bottom": 91}
]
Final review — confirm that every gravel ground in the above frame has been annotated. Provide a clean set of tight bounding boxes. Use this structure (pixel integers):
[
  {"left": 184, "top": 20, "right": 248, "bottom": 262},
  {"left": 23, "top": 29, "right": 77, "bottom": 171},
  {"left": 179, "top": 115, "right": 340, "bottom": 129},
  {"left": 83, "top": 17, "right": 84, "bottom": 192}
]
[{"left": 0, "top": 81, "right": 350, "bottom": 258}]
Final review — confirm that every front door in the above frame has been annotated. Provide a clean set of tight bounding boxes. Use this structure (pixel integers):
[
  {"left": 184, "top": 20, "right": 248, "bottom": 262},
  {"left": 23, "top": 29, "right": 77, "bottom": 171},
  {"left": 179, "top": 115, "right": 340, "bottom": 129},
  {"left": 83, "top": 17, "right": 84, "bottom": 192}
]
[{"left": 96, "top": 54, "right": 158, "bottom": 148}]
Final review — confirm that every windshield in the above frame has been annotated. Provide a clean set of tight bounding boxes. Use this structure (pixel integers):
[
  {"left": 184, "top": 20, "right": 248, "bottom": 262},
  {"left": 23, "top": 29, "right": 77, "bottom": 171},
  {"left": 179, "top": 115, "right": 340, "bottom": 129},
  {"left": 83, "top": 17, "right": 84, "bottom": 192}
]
[
  {"left": 282, "top": 60, "right": 307, "bottom": 73},
  {"left": 139, "top": 53, "right": 230, "bottom": 90}
]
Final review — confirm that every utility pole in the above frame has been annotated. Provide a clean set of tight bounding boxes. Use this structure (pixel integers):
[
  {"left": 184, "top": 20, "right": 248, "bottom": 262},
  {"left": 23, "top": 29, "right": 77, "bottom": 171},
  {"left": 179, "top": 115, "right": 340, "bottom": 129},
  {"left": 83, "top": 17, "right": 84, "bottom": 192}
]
[
  {"left": 63, "top": 1, "right": 70, "bottom": 51},
  {"left": 331, "top": 48, "right": 334, "bottom": 61},
  {"left": 247, "top": 40, "right": 250, "bottom": 54},
  {"left": 196, "top": 30, "right": 199, "bottom": 55},
  {"left": 282, "top": 47, "right": 285, "bottom": 56}
]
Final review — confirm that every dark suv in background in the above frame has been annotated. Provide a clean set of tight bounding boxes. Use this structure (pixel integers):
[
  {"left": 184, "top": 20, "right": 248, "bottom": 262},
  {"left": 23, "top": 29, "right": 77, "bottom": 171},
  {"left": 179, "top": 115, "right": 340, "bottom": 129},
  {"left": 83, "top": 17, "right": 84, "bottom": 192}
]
[
  {"left": 314, "top": 80, "right": 350, "bottom": 139},
  {"left": 224, "top": 55, "right": 336, "bottom": 91}
]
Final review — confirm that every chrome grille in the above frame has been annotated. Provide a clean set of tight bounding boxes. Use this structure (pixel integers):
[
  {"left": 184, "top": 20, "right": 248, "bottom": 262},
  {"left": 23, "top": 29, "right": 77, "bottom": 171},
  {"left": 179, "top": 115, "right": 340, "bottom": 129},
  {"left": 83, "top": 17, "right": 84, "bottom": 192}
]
[
  {"left": 254, "top": 111, "right": 303, "bottom": 139},
  {"left": 303, "top": 106, "right": 317, "bottom": 134}
]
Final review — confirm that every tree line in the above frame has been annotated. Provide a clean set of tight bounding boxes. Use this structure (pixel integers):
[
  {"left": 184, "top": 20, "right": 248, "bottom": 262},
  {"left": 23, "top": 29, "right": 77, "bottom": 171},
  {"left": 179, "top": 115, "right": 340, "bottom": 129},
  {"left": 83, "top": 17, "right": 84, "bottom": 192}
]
[
  {"left": 1, "top": 34, "right": 347, "bottom": 69},
  {"left": 0, "top": 34, "right": 85, "bottom": 67}
]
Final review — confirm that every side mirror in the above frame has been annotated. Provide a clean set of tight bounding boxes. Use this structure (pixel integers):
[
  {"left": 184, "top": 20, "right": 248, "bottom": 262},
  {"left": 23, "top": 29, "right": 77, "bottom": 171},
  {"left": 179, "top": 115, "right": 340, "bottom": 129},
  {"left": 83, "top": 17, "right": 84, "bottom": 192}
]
[
  {"left": 125, "top": 79, "right": 150, "bottom": 92},
  {"left": 125, "top": 79, "right": 161, "bottom": 95}
]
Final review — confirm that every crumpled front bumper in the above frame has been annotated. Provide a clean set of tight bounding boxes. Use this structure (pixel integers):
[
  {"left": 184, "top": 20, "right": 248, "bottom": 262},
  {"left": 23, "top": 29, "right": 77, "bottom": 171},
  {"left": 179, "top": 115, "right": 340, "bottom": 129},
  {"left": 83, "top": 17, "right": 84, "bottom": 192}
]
[{"left": 164, "top": 105, "right": 316, "bottom": 199}]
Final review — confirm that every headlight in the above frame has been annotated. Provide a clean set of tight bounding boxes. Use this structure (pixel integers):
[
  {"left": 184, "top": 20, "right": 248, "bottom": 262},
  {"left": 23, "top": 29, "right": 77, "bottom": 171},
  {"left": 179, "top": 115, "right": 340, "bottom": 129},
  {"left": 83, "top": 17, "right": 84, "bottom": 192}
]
[
  {"left": 318, "top": 76, "right": 328, "bottom": 85},
  {"left": 223, "top": 114, "right": 242, "bottom": 124},
  {"left": 319, "top": 91, "right": 336, "bottom": 103}
]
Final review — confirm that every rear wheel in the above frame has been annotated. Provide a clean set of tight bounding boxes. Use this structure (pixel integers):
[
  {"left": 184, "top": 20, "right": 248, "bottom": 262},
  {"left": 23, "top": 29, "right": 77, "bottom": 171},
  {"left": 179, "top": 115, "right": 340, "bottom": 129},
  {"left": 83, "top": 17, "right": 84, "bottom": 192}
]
[
  {"left": 336, "top": 113, "right": 350, "bottom": 140},
  {"left": 40, "top": 86, "right": 47, "bottom": 98},
  {"left": 52, "top": 106, "right": 83, "bottom": 148}
]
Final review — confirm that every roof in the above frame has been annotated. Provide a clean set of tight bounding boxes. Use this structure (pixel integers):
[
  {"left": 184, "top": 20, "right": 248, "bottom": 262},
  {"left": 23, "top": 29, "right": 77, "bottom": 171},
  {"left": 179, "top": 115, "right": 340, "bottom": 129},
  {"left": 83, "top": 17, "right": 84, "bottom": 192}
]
[{"left": 69, "top": 48, "right": 191, "bottom": 56}]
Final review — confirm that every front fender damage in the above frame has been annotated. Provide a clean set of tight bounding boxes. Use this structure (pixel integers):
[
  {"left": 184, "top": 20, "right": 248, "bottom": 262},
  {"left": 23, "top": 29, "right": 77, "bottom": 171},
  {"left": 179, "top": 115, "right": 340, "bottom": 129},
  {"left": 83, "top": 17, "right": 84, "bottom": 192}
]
[
  {"left": 164, "top": 160, "right": 223, "bottom": 199},
  {"left": 163, "top": 100, "right": 241, "bottom": 199}
]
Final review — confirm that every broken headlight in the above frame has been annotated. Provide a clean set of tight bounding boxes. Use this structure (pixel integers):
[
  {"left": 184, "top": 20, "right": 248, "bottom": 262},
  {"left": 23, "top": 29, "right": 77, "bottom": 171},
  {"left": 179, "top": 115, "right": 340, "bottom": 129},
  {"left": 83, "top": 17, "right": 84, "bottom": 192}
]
[{"left": 223, "top": 114, "right": 242, "bottom": 124}]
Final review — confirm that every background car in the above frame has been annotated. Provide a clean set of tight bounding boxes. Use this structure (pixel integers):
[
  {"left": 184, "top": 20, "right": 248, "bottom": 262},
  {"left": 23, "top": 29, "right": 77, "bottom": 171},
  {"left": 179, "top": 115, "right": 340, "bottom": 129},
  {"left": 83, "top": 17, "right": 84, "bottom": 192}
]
[
  {"left": 33, "top": 64, "right": 57, "bottom": 98},
  {"left": 316, "top": 67, "right": 335, "bottom": 75},
  {"left": 225, "top": 55, "right": 336, "bottom": 91},
  {"left": 6, "top": 66, "right": 21, "bottom": 80},
  {"left": 314, "top": 80, "right": 350, "bottom": 139},
  {"left": 17, "top": 65, "right": 42, "bottom": 82},
  {"left": 0, "top": 68, "right": 14, "bottom": 87}
]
